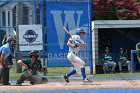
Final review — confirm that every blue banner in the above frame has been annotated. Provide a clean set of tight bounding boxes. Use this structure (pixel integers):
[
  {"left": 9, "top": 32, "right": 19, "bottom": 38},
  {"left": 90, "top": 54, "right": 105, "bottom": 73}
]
[{"left": 46, "top": 2, "right": 91, "bottom": 67}]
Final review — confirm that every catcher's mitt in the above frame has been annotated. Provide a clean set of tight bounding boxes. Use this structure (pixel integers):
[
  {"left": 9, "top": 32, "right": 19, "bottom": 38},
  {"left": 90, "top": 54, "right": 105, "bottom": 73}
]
[
  {"left": 30, "top": 60, "right": 42, "bottom": 75},
  {"left": 42, "top": 67, "right": 48, "bottom": 74}
]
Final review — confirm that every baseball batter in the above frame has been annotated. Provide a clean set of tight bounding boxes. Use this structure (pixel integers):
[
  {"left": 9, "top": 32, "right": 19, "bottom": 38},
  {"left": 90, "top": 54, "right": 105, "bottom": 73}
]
[{"left": 63, "top": 28, "right": 91, "bottom": 83}]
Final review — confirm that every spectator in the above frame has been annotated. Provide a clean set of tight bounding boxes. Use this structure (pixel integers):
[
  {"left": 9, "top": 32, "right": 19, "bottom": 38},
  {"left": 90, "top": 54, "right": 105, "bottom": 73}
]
[
  {"left": 102, "top": 47, "right": 116, "bottom": 73},
  {"left": 118, "top": 48, "right": 130, "bottom": 72},
  {"left": 136, "top": 40, "right": 140, "bottom": 64}
]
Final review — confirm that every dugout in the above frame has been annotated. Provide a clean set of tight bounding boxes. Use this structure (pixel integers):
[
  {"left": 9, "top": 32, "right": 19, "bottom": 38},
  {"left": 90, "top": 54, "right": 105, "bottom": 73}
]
[{"left": 92, "top": 20, "right": 140, "bottom": 74}]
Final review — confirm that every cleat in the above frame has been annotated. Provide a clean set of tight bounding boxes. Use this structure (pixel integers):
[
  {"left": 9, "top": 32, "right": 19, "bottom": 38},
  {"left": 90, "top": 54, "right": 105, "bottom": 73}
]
[
  {"left": 63, "top": 74, "right": 69, "bottom": 83},
  {"left": 16, "top": 82, "right": 22, "bottom": 86},
  {"left": 41, "top": 77, "right": 48, "bottom": 84},
  {"left": 83, "top": 78, "right": 92, "bottom": 83},
  {"left": 16, "top": 83, "right": 22, "bottom": 86},
  {"left": 2, "top": 82, "right": 11, "bottom": 85},
  {"left": 30, "top": 82, "right": 35, "bottom": 85}
]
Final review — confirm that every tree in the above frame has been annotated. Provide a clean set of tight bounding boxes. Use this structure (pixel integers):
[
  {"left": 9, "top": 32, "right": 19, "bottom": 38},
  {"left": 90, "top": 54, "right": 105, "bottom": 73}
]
[
  {"left": 136, "top": 0, "right": 140, "bottom": 5},
  {"left": 92, "top": 0, "right": 140, "bottom": 20}
]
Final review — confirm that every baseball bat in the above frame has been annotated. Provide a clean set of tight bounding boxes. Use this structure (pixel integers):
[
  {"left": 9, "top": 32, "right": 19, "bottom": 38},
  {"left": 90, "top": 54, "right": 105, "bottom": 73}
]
[{"left": 63, "top": 27, "right": 71, "bottom": 37}]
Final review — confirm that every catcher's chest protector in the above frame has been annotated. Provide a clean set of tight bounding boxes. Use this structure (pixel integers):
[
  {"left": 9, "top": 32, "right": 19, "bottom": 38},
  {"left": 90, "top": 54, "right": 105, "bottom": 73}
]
[{"left": 30, "top": 60, "right": 40, "bottom": 75}]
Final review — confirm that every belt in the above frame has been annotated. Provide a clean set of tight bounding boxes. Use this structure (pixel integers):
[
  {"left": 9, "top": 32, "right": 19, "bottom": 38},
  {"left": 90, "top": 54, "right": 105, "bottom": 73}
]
[
  {"left": 69, "top": 52, "right": 78, "bottom": 55},
  {"left": 73, "top": 52, "right": 78, "bottom": 55}
]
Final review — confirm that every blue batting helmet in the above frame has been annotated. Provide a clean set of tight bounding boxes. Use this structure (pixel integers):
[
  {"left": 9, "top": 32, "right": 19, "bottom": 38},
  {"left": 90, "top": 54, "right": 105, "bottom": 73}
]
[{"left": 76, "top": 28, "right": 86, "bottom": 35}]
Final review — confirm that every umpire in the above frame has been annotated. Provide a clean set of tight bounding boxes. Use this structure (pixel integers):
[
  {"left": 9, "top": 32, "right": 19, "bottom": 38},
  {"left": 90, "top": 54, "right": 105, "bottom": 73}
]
[
  {"left": 0, "top": 37, "right": 16, "bottom": 85},
  {"left": 16, "top": 51, "right": 47, "bottom": 85}
]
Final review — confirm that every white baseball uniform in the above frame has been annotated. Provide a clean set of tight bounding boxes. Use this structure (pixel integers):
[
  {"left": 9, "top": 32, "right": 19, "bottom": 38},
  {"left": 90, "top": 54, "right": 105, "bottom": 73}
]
[{"left": 67, "top": 35, "right": 86, "bottom": 73}]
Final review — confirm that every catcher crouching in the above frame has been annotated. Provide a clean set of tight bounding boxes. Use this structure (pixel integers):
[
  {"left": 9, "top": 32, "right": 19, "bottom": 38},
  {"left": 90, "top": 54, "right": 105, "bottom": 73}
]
[{"left": 16, "top": 51, "right": 48, "bottom": 85}]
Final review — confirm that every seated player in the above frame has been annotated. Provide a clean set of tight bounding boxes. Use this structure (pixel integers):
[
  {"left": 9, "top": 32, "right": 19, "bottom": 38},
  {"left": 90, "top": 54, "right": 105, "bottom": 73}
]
[
  {"left": 118, "top": 48, "right": 130, "bottom": 72},
  {"left": 16, "top": 51, "right": 48, "bottom": 85},
  {"left": 136, "top": 40, "right": 140, "bottom": 64},
  {"left": 102, "top": 47, "right": 116, "bottom": 73}
]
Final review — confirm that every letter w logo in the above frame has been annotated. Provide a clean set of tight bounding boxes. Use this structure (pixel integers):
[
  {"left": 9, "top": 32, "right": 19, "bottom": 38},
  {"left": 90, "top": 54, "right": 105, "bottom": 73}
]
[{"left": 51, "top": 11, "right": 83, "bottom": 49}]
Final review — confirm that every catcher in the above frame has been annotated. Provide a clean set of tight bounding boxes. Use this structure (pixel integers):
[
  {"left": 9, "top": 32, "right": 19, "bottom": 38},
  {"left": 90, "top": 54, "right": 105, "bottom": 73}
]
[{"left": 16, "top": 51, "right": 48, "bottom": 85}]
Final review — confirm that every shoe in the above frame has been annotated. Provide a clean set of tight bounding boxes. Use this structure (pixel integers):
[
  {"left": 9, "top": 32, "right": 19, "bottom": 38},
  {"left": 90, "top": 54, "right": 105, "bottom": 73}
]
[
  {"left": 2, "top": 82, "right": 10, "bottom": 85},
  {"left": 16, "top": 83, "right": 22, "bottom": 86},
  {"left": 63, "top": 74, "right": 69, "bottom": 83},
  {"left": 83, "top": 78, "right": 92, "bottom": 83},
  {"left": 30, "top": 82, "right": 35, "bottom": 85},
  {"left": 41, "top": 77, "right": 48, "bottom": 84}
]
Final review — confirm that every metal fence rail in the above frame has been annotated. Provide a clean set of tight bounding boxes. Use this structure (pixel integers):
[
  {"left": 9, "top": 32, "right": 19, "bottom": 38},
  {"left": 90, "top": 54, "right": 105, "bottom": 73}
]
[{"left": 0, "top": 0, "right": 93, "bottom": 74}]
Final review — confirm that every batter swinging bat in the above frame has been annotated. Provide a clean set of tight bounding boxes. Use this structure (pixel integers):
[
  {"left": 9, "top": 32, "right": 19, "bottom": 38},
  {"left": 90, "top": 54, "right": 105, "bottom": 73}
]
[
  {"left": 63, "top": 27, "right": 71, "bottom": 37},
  {"left": 63, "top": 27, "right": 82, "bottom": 45}
]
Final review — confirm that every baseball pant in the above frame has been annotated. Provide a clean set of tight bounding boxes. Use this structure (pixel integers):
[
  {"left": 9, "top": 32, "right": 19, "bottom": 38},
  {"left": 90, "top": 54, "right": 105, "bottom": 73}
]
[
  {"left": 0, "top": 64, "right": 3, "bottom": 83},
  {"left": 67, "top": 52, "right": 85, "bottom": 73},
  {"left": 118, "top": 60, "right": 130, "bottom": 72},
  {"left": 1, "top": 67, "right": 9, "bottom": 84},
  {"left": 103, "top": 61, "right": 116, "bottom": 72},
  {"left": 30, "top": 75, "right": 48, "bottom": 85},
  {"left": 17, "top": 70, "right": 48, "bottom": 85},
  {"left": 137, "top": 56, "right": 140, "bottom": 64},
  {"left": 0, "top": 63, "right": 10, "bottom": 84}
]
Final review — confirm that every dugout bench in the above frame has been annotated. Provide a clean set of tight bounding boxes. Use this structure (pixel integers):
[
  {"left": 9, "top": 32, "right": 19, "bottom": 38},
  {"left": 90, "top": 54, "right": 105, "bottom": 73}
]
[{"left": 96, "top": 54, "right": 129, "bottom": 74}]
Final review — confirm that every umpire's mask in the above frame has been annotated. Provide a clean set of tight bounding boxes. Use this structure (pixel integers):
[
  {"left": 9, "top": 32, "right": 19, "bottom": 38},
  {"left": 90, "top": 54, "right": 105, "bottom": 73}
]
[{"left": 7, "top": 38, "right": 16, "bottom": 48}]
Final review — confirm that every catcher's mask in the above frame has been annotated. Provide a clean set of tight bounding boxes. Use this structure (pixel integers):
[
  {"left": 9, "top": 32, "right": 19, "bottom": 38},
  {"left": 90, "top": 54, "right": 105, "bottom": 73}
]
[{"left": 29, "top": 51, "right": 39, "bottom": 59}]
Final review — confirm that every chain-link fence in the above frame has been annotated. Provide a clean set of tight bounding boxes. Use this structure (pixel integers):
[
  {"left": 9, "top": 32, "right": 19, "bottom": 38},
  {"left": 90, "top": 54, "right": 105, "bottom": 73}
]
[
  {"left": 0, "top": 0, "right": 93, "bottom": 74},
  {"left": 45, "top": 0, "right": 92, "bottom": 71},
  {"left": 0, "top": 0, "right": 43, "bottom": 73},
  {"left": 0, "top": 0, "right": 35, "bottom": 42}
]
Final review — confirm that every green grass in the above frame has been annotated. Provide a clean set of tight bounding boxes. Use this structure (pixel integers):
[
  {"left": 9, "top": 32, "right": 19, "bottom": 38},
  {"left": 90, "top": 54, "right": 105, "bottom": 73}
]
[
  {"left": 10, "top": 64, "right": 72, "bottom": 80},
  {"left": 10, "top": 64, "right": 140, "bottom": 80},
  {"left": 47, "top": 67, "right": 71, "bottom": 76},
  {"left": 10, "top": 64, "right": 21, "bottom": 80}
]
